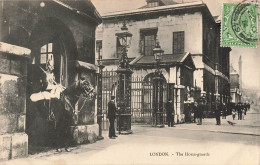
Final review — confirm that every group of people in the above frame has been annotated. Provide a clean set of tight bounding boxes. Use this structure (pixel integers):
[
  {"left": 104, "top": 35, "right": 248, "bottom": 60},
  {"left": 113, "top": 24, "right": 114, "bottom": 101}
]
[
  {"left": 107, "top": 95, "right": 251, "bottom": 138},
  {"left": 183, "top": 99, "right": 250, "bottom": 126},
  {"left": 231, "top": 102, "right": 250, "bottom": 120}
]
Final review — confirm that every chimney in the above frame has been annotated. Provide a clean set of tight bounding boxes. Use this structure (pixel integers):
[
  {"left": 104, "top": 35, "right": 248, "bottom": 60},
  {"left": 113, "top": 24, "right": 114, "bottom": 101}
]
[
  {"left": 146, "top": 0, "right": 165, "bottom": 7},
  {"left": 239, "top": 55, "right": 242, "bottom": 89}
]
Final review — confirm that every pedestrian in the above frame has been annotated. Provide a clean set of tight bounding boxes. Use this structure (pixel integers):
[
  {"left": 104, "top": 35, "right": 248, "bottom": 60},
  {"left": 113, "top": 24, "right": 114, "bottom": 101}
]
[
  {"left": 193, "top": 102, "right": 198, "bottom": 123},
  {"left": 237, "top": 103, "right": 242, "bottom": 120},
  {"left": 232, "top": 108, "right": 236, "bottom": 120},
  {"left": 244, "top": 103, "right": 247, "bottom": 115},
  {"left": 190, "top": 102, "right": 195, "bottom": 123},
  {"left": 242, "top": 108, "right": 245, "bottom": 120},
  {"left": 166, "top": 99, "right": 174, "bottom": 127},
  {"left": 215, "top": 100, "right": 221, "bottom": 125},
  {"left": 196, "top": 100, "right": 203, "bottom": 125},
  {"left": 107, "top": 96, "right": 117, "bottom": 139},
  {"left": 236, "top": 103, "right": 240, "bottom": 120},
  {"left": 222, "top": 103, "right": 227, "bottom": 119}
]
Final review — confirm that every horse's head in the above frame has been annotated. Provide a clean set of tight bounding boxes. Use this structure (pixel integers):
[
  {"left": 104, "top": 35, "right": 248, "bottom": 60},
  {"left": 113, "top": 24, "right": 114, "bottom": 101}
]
[{"left": 79, "top": 79, "right": 96, "bottom": 99}]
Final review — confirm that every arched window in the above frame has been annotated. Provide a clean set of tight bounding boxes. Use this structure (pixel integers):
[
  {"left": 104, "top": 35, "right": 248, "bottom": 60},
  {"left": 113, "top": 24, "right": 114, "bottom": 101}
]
[{"left": 32, "top": 40, "right": 67, "bottom": 86}]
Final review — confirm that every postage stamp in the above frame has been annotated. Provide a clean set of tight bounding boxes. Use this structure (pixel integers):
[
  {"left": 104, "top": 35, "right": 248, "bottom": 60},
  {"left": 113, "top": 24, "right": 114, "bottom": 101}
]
[{"left": 221, "top": 3, "right": 258, "bottom": 47}]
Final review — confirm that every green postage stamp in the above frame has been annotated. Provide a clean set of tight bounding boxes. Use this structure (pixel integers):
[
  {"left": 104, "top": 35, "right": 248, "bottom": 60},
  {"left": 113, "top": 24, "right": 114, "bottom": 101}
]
[{"left": 221, "top": 3, "right": 258, "bottom": 47}]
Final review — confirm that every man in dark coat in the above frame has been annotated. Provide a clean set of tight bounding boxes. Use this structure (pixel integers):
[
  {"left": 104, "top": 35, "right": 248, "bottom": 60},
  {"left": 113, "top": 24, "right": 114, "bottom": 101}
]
[
  {"left": 165, "top": 99, "right": 174, "bottom": 127},
  {"left": 196, "top": 101, "right": 203, "bottom": 125},
  {"left": 237, "top": 103, "right": 242, "bottom": 120},
  {"left": 215, "top": 100, "right": 221, "bottom": 125},
  {"left": 107, "top": 96, "right": 117, "bottom": 139},
  {"left": 193, "top": 102, "right": 198, "bottom": 123},
  {"left": 222, "top": 103, "right": 227, "bottom": 119}
]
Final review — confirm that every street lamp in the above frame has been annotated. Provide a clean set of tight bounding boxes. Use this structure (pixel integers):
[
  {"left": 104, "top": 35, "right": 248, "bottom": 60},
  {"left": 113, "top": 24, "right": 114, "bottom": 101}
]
[
  {"left": 97, "top": 45, "right": 104, "bottom": 140},
  {"left": 152, "top": 41, "right": 164, "bottom": 128},
  {"left": 116, "top": 22, "right": 132, "bottom": 48},
  {"left": 115, "top": 21, "right": 133, "bottom": 134}
]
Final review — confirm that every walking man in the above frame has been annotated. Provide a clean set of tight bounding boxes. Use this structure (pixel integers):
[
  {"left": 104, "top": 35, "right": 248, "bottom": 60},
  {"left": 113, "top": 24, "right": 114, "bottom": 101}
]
[
  {"left": 166, "top": 99, "right": 174, "bottom": 127},
  {"left": 107, "top": 96, "right": 117, "bottom": 139}
]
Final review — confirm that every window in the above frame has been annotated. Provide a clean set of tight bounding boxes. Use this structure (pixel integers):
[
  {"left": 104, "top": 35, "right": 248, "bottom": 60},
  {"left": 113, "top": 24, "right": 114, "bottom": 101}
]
[
  {"left": 140, "top": 29, "right": 157, "bottom": 56},
  {"left": 116, "top": 37, "right": 123, "bottom": 58},
  {"left": 40, "top": 43, "right": 53, "bottom": 65},
  {"left": 39, "top": 42, "right": 66, "bottom": 85},
  {"left": 173, "top": 31, "right": 185, "bottom": 55}
]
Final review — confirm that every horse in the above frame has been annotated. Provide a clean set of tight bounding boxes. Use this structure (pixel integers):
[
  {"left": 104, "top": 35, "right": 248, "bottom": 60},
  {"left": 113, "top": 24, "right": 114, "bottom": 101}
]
[
  {"left": 29, "top": 77, "right": 96, "bottom": 152},
  {"left": 50, "top": 79, "right": 96, "bottom": 152}
]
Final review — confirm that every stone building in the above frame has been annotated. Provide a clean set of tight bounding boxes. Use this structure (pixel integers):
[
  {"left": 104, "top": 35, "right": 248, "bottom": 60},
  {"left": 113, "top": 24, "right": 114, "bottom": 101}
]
[
  {"left": 96, "top": 0, "right": 231, "bottom": 123},
  {"left": 0, "top": 0, "right": 101, "bottom": 160},
  {"left": 230, "top": 65, "right": 242, "bottom": 103}
]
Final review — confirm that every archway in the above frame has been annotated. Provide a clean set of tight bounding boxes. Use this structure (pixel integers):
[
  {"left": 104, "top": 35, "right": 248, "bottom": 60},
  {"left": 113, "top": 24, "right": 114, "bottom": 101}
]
[
  {"left": 140, "top": 72, "right": 167, "bottom": 124},
  {"left": 26, "top": 17, "right": 77, "bottom": 152}
]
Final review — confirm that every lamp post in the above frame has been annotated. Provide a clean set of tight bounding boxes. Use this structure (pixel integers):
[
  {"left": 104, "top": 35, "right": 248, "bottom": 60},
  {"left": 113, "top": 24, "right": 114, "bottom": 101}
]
[
  {"left": 97, "top": 46, "right": 104, "bottom": 140},
  {"left": 153, "top": 41, "right": 164, "bottom": 128},
  {"left": 115, "top": 21, "right": 133, "bottom": 134}
]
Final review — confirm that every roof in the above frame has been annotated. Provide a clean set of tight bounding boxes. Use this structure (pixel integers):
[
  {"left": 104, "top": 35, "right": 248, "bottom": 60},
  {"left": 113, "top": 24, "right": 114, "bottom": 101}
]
[
  {"left": 131, "top": 52, "right": 194, "bottom": 67},
  {"left": 103, "top": 1, "right": 205, "bottom": 18},
  {"left": 53, "top": 0, "right": 102, "bottom": 24},
  {"left": 75, "top": 60, "right": 98, "bottom": 71},
  {"left": 191, "top": 55, "right": 204, "bottom": 69}
]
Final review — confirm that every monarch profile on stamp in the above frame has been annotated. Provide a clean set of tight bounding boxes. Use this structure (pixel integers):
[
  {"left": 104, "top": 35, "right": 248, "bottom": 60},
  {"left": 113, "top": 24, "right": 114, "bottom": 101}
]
[{"left": 221, "top": 3, "right": 258, "bottom": 47}]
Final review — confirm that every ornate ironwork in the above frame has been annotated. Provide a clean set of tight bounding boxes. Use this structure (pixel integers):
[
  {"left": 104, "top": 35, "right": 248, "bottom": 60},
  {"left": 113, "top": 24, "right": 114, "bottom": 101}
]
[
  {"left": 97, "top": 50, "right": 104, "bottom": 139},
  {"left": 152, "top": 42, "right": 164, "bottom": 127},
  {"left": 115, "top": 22, "right": 133, "bottom": 134}
]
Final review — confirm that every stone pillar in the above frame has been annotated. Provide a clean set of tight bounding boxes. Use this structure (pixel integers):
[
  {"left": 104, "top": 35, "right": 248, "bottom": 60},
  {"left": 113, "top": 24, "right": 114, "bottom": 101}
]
[
  {"left": 70, "top": 61, "right": 100, "bottom": 144},
  {"left": 0, "top": 42, "right": 30, "bottom": 161}
]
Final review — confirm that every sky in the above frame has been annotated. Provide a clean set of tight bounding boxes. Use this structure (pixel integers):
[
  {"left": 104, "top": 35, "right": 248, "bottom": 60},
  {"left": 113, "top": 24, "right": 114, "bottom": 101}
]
[{"left": 91, "top": 0, "right": 260, "bottom": 90}]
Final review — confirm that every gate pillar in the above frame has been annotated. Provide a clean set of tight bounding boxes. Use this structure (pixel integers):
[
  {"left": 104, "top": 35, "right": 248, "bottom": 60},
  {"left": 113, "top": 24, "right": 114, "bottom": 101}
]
[
  {"left": 152, "top": 72, "right": 164, "bottom": 128},
  {"left": 116, "top": 68, "right": 133, "bottom": 134}
]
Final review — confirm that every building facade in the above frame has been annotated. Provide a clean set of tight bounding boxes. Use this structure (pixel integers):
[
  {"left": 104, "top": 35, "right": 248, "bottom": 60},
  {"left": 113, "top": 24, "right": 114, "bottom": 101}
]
[
  {"left": 0, "top": 0, "right": 101, "bottom": 160},
  {"left": 96, "top": 0, "right": 231, "bottom": 123}
]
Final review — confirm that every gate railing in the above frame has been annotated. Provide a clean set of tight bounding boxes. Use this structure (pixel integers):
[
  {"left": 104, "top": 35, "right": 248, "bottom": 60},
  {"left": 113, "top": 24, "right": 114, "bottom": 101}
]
[
  {"left": 101, "top": 70, "right": 117, "bottom": 130},
  {"left": 101, "top": 71, "right": 168, "bottom": 129}
]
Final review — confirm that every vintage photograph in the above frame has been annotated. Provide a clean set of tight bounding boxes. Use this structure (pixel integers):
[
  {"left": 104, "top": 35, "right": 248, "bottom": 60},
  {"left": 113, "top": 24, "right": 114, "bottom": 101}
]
[{"left": 0, "top": 0, "right": 259, "bottom": 164}]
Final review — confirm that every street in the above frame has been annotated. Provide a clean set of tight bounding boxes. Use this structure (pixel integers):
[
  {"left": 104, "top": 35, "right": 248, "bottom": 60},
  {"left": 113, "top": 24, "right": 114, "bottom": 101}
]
[{"left": 3, "top": 107, "right": 260, "bottom": 165}]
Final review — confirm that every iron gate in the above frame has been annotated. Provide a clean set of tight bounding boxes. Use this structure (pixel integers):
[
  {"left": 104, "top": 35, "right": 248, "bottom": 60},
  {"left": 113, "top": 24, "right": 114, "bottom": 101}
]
[
  {"left": 101, "top": 70, "right": 117, "bottom": 130},
  {"left": 101, "top": 70, "right": 168, "bottom": 129},
  {"left": 131, "top": 75, "right": 168, "bottom": 124}
]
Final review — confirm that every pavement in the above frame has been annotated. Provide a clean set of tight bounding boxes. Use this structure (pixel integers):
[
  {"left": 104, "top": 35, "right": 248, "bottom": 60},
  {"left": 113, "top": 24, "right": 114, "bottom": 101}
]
[
  {"left": 3, "top": 125, "right": 259, "bottom": 165},
  {"left": 1, "top": 106, "right": 259, "bottom": 165},
  {"left": 170, "top": 107, "right": 260, "bottom": 136}
]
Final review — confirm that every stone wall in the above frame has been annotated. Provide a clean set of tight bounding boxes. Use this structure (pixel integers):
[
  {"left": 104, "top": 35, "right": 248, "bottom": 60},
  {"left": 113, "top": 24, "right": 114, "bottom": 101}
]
[
  {"left": 1, "top": 1, "right": 102, "bottom": 150},
  {"left": 0, "top": 43, "right": 30, "bottom": 161}
]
